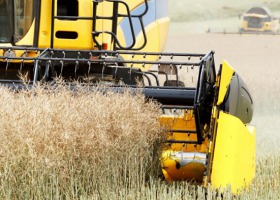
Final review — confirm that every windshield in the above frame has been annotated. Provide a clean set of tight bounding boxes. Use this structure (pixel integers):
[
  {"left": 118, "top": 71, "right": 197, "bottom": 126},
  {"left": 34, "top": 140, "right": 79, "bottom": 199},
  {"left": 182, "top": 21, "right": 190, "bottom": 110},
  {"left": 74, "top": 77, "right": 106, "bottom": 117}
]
[
  {"left": 0, "top": 0, "right": 34, "bottom": 43},
  {"left": 0, "top": 0, "right": 13, "bottom": 43},
  {"left": 246, "top": 17, "right": 263, "bottom": 28},
  {"left": 14, "top": 0, "right": 34, "bottom": 42}
]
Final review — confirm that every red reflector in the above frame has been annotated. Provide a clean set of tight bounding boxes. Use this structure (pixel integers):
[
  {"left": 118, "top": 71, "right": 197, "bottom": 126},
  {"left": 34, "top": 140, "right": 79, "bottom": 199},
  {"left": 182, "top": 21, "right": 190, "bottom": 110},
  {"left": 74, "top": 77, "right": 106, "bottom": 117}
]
[
  {"left": 90, "top": 56, "right": 99, "bottom": 60},
  {"left": 102, "top": 43, "right": 108, "bottom": 50}
]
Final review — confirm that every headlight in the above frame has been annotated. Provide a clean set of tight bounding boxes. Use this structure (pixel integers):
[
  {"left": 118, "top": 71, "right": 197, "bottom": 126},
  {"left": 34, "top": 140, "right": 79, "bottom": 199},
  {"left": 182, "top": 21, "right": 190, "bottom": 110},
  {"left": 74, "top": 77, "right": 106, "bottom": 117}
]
[{"left": 3, "top": 50, "right": 16, "bottom": 58}]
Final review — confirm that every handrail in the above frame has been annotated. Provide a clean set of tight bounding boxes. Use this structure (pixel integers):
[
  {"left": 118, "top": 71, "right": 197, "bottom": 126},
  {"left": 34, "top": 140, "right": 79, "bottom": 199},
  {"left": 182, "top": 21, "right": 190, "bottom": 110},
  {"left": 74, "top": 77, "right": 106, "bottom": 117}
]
[{"left": 92, "top": 0, "right": 148, "bottom": 51}]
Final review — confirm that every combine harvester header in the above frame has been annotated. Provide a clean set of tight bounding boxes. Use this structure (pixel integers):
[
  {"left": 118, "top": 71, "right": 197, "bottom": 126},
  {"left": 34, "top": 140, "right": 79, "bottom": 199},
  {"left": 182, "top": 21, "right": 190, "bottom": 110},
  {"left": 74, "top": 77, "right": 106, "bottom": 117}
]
[{"left": 0, "top": 0, "right": 255, "bottom": 193}]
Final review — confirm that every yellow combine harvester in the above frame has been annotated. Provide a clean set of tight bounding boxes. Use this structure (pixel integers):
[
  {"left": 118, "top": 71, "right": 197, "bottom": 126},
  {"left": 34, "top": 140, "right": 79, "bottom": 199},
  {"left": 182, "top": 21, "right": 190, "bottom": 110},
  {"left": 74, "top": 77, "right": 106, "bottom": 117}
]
[
  {"left": 240, "top": 7, "right": 279, "bottom": 33},
  {"left": 0, "top": 0, "right": 255, "bottom": 193}
]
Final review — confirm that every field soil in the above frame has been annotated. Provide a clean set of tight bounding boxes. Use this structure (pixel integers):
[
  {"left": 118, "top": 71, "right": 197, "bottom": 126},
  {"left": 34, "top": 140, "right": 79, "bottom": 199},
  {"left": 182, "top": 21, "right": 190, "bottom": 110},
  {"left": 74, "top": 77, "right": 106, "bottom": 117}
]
[{"left": 165, "top": 24, "right": 280, "bottom": 155}]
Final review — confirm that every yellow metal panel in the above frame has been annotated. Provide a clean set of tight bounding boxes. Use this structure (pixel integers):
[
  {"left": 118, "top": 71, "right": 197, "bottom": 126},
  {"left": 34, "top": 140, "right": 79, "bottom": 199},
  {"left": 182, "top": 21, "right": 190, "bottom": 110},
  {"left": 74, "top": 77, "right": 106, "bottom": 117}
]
[
  {"left": 156, "top": 17, "right": 170, "bottom": 52},
  {"left": 211, "top": 111, "right": 256, "bottom": 193},
  {"left": 38, "top": 0, "right": 94, "bottom": 49},
  {"left": 53, "top": 20, "right": 93, "bottom": 49},
  {"left": 52, "top": 0, "right": 93, "bottom": 49},
  {"left": 161, "top": 150, "right": 206, "bottom": 182},
  {"left": 136, "top": 22, "right": 159, "bottom": 52},
  {"left": 241, "top": 21, "right": 248, "bottom": 30},
  {"left": 159, "top": 112, "right": 197, "bottom": 152},
  {"left": 217, "top": 60, "right": 234, "bottom": 105},
  {"left": 160, "top": 111, "right": 209, "bottom": 182},
  {"left": 15, "top": 21, "right": 35, "bottom": 46},
  {"left": 38, "top": 0, "right": 52, "bottom": 48}
]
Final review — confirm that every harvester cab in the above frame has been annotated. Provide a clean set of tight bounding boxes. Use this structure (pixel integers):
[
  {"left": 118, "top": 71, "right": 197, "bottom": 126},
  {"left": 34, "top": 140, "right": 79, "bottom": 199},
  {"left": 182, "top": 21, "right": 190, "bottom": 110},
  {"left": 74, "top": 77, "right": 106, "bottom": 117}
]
[{"left": 0, "top": 0, "right": 255, "bottom": 193}]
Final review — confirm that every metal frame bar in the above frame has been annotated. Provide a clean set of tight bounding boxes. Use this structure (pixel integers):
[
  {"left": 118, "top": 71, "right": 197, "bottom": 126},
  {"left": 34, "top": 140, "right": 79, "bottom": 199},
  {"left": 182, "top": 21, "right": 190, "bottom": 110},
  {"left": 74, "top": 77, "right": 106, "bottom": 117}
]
[
  {"left": 33, "top": 0, "right": 41, "bottom": 47},
  {"left": 11, "top": 0, "right": 15, "bottom": 45},
  {"left": 50, "top": 0, "right": 55, "bottom": 48},
  {"left": 0, "top": 47, "right": 208, "bottom": 65}
]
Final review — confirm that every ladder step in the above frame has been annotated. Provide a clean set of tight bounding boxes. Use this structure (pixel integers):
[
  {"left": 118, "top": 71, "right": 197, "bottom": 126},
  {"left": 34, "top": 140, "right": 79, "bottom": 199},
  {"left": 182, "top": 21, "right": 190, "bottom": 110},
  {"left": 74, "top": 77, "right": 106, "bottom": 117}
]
[
  {"left": 161, "top": 105, "right": 194, "bottom": 110},
  {"left": 166, "top": 130, "right": 197, "bottom": 134},
  {"left": 166, "top": 140, "right": 199, "bottom": 144}
]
